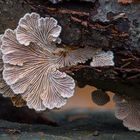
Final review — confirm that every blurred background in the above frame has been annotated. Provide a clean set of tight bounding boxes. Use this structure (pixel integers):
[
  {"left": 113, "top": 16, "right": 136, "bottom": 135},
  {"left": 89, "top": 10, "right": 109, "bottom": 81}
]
[{"left": 59, "top": 86, "right": 115, "bottom": 111}]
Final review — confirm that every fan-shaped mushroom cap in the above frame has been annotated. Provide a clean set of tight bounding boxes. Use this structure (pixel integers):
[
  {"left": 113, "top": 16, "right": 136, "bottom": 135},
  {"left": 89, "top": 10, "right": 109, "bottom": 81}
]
[
  {"left": 90, "top": 51, "right": 114, "bottom": 67},
  {"left": 113, "top": 95, "right": 140, "bottom": 131},
  {"left": 1, "top": 12, "right": 115, "bottom": 111},
  {"left": 16, "top": 13, "right": 62, "bottom": 53},
  {"left": 1, "top": 29, "right": 75, "bottom": 111},
  {"left": 52, "top": 47, "right": 101, "bottom": 67},
  {"left": 0, "top": 34, "right": 15, "bottom": 98},
  {"left": 0, "top": 36, "right": 25, "bottom": 106},
  {"left": 91, "top": 89, "right": 110, "bottom": 106}
]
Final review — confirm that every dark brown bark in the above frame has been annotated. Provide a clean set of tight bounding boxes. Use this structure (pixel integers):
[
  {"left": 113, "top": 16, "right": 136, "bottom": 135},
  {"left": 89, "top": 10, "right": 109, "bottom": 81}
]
[
  {"left": 0, "top": 0, "right": 140, "bottom": 98},
  {"left": 27, "top": 0, "right": 140, "bottom": 99}
]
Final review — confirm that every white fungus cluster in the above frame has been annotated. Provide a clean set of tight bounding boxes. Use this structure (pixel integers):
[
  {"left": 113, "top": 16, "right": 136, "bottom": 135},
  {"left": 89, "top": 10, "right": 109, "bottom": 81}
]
[{"left": 0, "top": 13, "right": 114, "bottom": 111}]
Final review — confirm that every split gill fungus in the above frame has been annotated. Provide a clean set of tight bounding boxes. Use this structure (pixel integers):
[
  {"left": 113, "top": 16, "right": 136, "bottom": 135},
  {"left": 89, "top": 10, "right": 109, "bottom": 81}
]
[{"left": 0, "top": 13, "right": 114, "bottom": 111}]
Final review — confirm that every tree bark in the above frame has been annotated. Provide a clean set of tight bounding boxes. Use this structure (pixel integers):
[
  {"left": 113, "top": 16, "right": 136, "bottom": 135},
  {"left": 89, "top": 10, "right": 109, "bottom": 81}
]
[{"left": 0, "top": 0, "right": 140, "bottom": 99}]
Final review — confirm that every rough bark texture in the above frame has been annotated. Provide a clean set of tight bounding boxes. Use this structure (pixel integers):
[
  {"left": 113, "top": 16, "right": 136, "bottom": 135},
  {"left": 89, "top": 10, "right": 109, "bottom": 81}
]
[
  {"left": 0, "top": 0, "right": 140, "bottom": 99},
  {"left": 26, "top": 0, "right": 140, "bottom": 99},
  {"left": 0, "top": 0, "right": 140, "bottom": 138}
]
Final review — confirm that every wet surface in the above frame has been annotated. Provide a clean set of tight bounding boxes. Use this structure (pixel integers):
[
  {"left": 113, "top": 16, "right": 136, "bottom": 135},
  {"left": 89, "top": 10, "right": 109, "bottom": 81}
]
[{"left": 0, "top": 110, "right": 140, "bottom": 140}]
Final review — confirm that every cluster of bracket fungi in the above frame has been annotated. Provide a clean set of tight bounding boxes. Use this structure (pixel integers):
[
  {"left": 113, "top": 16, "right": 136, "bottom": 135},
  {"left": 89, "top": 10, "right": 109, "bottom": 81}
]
[
  {"left": 0, "top": 12, "right": 139, "bottom": 132},
  {"left": 0, "top": 12, "right": 114, "bottom": 111}
]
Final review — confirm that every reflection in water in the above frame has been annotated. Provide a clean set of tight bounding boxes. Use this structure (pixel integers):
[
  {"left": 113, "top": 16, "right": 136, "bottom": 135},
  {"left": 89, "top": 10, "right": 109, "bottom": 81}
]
[{"left": 61, "top": 86, "right": 115, "bottom": 110}]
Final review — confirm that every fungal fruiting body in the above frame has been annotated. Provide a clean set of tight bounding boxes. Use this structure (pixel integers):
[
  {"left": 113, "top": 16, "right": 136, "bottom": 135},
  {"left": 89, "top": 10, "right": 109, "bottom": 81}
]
[
  {"left": 0, "top": 35, "right": 26, "bottom": 107},
  {"left": 52, "top": 46, "right": 102, "bottom": 67},
  {"left": 0, "top": 35, "right": 15, "bottom": 98},
  {"left": 113, "top": 95, "right": 140, "bottom": 131},
  {"left": 90, "top": 51, "right": 114, "bottom": 67},
  {"left": 1, "top": 12, "right": 140, "bottom": 132},
  {"left": 1, "top": 29, "right": 75, "bottom": 111},
  {"left": 0, "top": 13, "right": 114, "bottom": 111},
  {"left": 0, "top": 13, "right": 75, "bottom": 111}
]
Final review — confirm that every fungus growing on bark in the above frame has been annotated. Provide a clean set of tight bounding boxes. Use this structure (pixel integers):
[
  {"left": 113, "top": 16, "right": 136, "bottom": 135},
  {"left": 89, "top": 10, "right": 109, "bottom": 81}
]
[
  {"left": 0, "top": 34, "right": 26, "bottom": 107},
  {"left": 52, "top": 46, "right": 101, "bottom": 67},
  {"left": 91, "top": 89, "right": 110, "bottom": 106},
  {"left": 113, "top": 95, "right": 140, "bottom": 131},
  {"left": 16, "top": 13, "right": 62, "bottom": 53},
  {"left": 1, "top": 29, "right": 75, "bottom": 111},
  {"left": 0, "top": 34, "right": 15, "bottom": 98},
  {"left": 90, "top": 51, "right": 114, "bottom": 67},
  {"left": 0, "top": 12, "right": 115, "bottom": 111}
]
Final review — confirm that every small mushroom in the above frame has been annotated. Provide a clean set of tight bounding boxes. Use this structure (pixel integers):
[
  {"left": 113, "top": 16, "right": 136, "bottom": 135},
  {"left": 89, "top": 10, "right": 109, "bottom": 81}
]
[
  {"left": 91, "top": 89, "right": 110, "bottom": 106},
  {"left": 90, "top": 51, "right": 114, "bottom": 67},
  {"left": 52, "top": 47, "right": 101, "bottom": 67},
  {"left": 113, "top": 95, "right": 140, "bottom": 131}
]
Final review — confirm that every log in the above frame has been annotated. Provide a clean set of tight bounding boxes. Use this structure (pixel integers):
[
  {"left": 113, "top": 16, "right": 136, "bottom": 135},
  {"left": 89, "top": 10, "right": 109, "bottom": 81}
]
[
  {"left": 0, "top": 0, "right": 140, "bottom": 98},
  {"left": 26, "top": 0, "right": 140, "bottom": 99}
]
